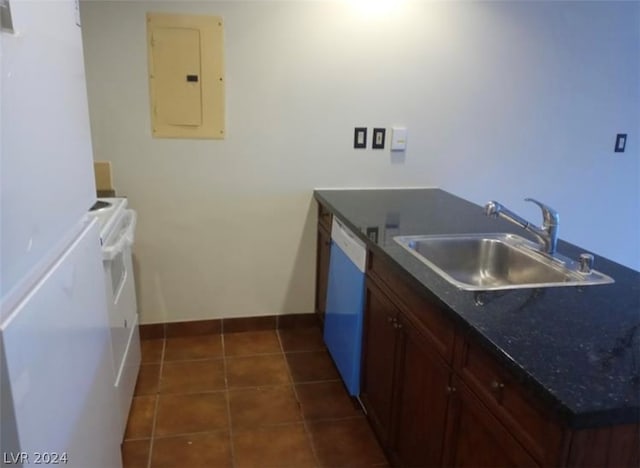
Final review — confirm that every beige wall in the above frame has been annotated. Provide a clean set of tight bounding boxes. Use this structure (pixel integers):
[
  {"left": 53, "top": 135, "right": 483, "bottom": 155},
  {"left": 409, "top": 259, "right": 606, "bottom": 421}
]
[{"left": 80, "top": 1, "right": 640, "bottom": 324}]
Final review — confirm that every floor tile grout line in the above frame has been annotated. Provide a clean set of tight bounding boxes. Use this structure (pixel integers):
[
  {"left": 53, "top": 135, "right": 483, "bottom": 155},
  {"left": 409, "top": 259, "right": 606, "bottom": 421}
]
[
  {"left": 150, "top": 428, "right": 236, "bottom": 440},
  {"left": 227, "top": 378, "right": 342, "bottom": 391},
  {"left": 225, "top": 350, "right": 285, "bottom": 359},
  {"left": 302, "top": 414, "right": 366, "bottom": 424},
  {"left": 152, "top": 419, "right": 330, "bottom": 440},
  {"left": 281, "top": 348, "right": 330, "bottom": 355},
  {"left": 160, "top": 350, "right": 332, "bottom": 364},
  {"left": 146, "top": 337, "right": 165, "bottom": 468},
  {"left": 220, "top": 333, "right": 237, "bottom": 468},
  {"left": 164, "top": 350, "right": 302, "bottom": 363},
  {"left": 153, "top": 388, "right": 227, "bottom": 397},
  {"left": 162, "top": 356, "right": 225, "bottom": 364},
  {"left": 276, "top": 329, "right": 322, "bottom": 468}
]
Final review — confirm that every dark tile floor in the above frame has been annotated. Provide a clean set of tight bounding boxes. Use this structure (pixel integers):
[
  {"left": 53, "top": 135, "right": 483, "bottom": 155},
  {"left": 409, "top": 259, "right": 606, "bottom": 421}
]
[{"left": 122, "top": 326, "right": 388, "bottom": 467}]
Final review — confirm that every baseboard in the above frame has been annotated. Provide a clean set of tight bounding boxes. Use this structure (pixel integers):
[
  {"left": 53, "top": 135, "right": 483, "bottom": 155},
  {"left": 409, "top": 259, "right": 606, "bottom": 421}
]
[{"left": 139, "top": 313, "right": 320, "bottom": 339}]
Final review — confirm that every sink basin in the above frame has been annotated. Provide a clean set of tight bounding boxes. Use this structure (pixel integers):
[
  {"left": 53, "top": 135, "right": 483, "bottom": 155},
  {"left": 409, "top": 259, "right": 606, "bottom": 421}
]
[{"left": 393, "top": 233, "right": 614, "bottom": 291}]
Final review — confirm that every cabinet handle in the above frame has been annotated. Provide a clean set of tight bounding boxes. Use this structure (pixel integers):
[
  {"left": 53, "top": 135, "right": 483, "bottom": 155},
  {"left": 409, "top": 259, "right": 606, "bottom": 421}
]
[
  {"left": 387, "top": 316, "right": 395, "bottom": 324},
  {"left": 490, "top": 380, "right": 505, "bottom": 391},
  {"left": 446, "top": 386, "right": 457, "bottom": 394},
  {"left": 394, "top": 322, "right": 403, "bottom": 330}
]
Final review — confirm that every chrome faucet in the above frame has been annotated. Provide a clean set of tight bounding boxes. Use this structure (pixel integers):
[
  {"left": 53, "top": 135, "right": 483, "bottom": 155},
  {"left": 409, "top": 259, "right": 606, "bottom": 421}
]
[{"left": 484, "top": 198, "right": 559, "bottom": 255}]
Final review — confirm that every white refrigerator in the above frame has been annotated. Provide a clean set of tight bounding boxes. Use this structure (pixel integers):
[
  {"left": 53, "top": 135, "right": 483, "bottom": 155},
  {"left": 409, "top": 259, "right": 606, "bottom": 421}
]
[{"left": 1, "top": 1, "right": 122, "bottom": 466}]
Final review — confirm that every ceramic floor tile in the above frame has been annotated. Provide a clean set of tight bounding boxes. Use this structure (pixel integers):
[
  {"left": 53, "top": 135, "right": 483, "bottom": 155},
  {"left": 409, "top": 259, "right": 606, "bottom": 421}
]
[
  {"left": 226, "top": 354, "right": 290, "bottom": 388},
  {"left": 232, "top": 424, "right": 316, "bottom": 468},
  {"left": 164, "top": 335, "right": 223, "bottom": 361},
  {"left": 124, "top": 327, "right": 387, "bottom": 468},
  {"left": 279, "top": 327, "right": 325, "bottom": 352},
  {"left": 124, "top": 395, "right": 156, "bottom": 440},
  {"left": 154, "top": 392, "right": 228, "bottom": 437},
  {"left": 223, "top": 330, "right": 281, "bottom": 356},
  {"left": 121, "top": 439, "right": 151, "bottom": 468},
  {"left": 134, "top": 364, "right": 160, "bottom": 396},
  {"left": 140, "top": 339, "right": 164, "bottom": 364},
  {"left": 150, "top": 432, "right": 232, "bottom": 468},
  {"left": 159, "top": 359, "right": 225, "bottom": 394},
  {"left": 229, "top": 385, "right": 302, "bottom": 429},
  {"left": 296, "top": 381, "right": 362, "bottom": 421},
  {"left": 308, "top": 418, "right": 387, "bottom": 467},
  {"left": 286, "top": 350, "right": 341, "bottom": 383}
]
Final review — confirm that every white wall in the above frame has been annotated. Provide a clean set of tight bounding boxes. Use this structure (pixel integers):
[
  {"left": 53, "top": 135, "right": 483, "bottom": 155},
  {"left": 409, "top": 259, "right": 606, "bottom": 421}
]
[{"left": 80, "top": 0, "right": 640, "bottom": 324}]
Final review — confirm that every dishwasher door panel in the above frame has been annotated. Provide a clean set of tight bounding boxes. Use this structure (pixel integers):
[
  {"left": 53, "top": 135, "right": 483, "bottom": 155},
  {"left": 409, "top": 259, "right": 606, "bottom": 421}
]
[{"left": 324, "top": 236, "right": 366, "bottom": 396}]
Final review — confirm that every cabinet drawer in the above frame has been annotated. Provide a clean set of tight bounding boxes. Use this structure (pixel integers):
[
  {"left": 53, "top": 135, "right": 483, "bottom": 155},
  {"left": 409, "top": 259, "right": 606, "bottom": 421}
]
[
  {"left": 367, "top": 249, "right": 456, "bottom": 364},
  {"left": 318, "top": 203, "right": 332, "bottom": 232},
  {"left": 455, "top": 336, "right": 565, "bottom": 465}
]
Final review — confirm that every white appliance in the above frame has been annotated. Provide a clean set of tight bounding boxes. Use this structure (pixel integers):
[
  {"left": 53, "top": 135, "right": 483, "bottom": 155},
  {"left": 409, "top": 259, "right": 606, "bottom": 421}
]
[
  {"left": 89, "top": 198, "right": 141, "bottom": 435},
  {"left": 1, "top": 2, "right": 123, "bottom": 466}
]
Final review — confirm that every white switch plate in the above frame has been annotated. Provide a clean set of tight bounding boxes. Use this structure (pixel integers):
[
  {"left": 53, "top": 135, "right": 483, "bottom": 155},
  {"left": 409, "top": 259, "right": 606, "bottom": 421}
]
[{"left": 391, "top": 127, "right": 407, "bottom": 151}]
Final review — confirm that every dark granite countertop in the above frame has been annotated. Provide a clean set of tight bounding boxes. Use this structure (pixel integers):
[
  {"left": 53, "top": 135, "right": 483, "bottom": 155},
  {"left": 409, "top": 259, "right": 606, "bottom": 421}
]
[{"left": 314, "top": 188, "right": 640, "bottom": 429}]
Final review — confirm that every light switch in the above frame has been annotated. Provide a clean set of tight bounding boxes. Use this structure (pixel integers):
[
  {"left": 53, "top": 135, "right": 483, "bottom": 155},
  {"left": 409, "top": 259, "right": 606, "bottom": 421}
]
[
  {"left": 615, "top": 133, "right": 627, "bottom": 153},
  {"left": 372, "top": 128, "right": 385, "bottom": 149},
  {"left": 391, "top": 127, "right": 407, "bottom": 151},
  {"left": 354, "top": 127, "right": 367, "bottom": 149}
]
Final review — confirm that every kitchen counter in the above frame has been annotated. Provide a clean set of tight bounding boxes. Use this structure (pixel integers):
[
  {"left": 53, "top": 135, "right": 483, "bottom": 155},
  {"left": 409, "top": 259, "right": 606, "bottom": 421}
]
[{"left": 314, "top": 188, "right": 640, "bottom": 429}]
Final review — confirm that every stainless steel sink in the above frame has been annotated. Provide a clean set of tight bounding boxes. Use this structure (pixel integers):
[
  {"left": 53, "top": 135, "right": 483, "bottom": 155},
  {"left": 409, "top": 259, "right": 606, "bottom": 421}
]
[{"left": 394, "top": 233, "right": 614, "bottom": 291}]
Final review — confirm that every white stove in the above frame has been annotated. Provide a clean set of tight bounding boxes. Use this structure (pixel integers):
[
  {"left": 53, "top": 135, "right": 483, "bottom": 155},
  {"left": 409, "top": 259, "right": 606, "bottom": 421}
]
[
  {"left": 88, "top": 196, "right": 140, "bottom": 437},
  {"left": 89, "top": 197, "right": 128, "bottom": 245}
]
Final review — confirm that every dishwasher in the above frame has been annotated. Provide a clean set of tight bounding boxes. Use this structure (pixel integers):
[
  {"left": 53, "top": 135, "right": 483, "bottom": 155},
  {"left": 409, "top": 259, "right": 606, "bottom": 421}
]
[{"left": 323, "top": 217, "right": 367, "bottom": 396}]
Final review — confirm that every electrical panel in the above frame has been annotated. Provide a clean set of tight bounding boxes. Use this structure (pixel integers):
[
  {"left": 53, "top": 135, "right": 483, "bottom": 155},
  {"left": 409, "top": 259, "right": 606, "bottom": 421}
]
[{"left": 147, "top": 13, "right": 225, "bottom": 139}]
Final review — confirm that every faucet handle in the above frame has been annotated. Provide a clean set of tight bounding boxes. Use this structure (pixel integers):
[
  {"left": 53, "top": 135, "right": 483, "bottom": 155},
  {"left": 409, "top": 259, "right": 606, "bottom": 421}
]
[
  {"left": 578, "top": 253, "right": 594, "bottom": 274},
  {"left": 524, "top": 198, "right": 559, "bottom": 227},
  {"left": 484, "top": 201, "right": 500, "bottom": 218}
]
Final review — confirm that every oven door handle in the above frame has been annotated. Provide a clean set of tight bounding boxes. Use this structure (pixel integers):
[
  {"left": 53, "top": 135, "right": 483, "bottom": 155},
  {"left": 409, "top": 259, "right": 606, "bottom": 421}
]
[{"left": 103, "top": 209, "right": 137, "bottom": 261}]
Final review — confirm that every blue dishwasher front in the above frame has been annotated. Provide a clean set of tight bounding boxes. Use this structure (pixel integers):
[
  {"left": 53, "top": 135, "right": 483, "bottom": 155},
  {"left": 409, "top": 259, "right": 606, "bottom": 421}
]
[{"left": 323, "top": 218, "right": 366, "bottom": 396}]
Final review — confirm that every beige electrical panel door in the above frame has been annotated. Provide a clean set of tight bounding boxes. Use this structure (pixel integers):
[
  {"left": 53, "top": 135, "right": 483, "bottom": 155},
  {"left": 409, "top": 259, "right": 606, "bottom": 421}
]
[
  {"left": 152, "top": 27, "right": 202, "bottom": 127},
  {"left": 147, "top": 13, "right": 224, "bottom": 139}
]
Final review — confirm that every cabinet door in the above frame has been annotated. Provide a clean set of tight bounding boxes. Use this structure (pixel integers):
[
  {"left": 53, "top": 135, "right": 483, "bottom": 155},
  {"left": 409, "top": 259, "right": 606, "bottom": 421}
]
[
  {"left": 393, "top": 315, "right": 452, "bottom": 467},
  {"left": 315, "top": 225, "right": 331, "bottom": 323},
  {"left": 443, "top": 377, "right": 539, "bottom": 467},
  {"left": 360, "top": 281, "right": 400, "bottom": 446}
]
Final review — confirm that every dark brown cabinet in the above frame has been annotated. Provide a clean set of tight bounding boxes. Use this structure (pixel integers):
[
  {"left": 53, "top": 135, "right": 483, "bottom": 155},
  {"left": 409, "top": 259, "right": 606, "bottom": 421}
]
[
  {"left": 362, "top": 250, "right": 553, "bottom": 467},
  {"left": 442, "top": 377, "right": 539, "bottom": 467},
  {"left": 454, "top": 333, "right": 564, "bottom": 465},
  {"left": 315, "top": 203, "right": 332, "bottom": 324},
  {"left": 393, "top": 313, "right": 452, "bottom": 467},
  {"left": 360, "top": 283, "right": 400, "bottom": 446},
  {"left": 361, "top": 279, "right": 453, "bottom": 467},
  {"left": 315, "top": 225, "right": 330, "bottom": 324}
]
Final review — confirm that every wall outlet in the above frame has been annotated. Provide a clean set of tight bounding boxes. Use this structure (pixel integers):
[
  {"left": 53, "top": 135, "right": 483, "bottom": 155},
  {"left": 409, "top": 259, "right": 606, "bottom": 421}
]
[
  {"left": 391, "top": 127, "right": 407, "bottom": 151},
  {"left": 614, "top": 133, "right": 627, "bottom": 153}
]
